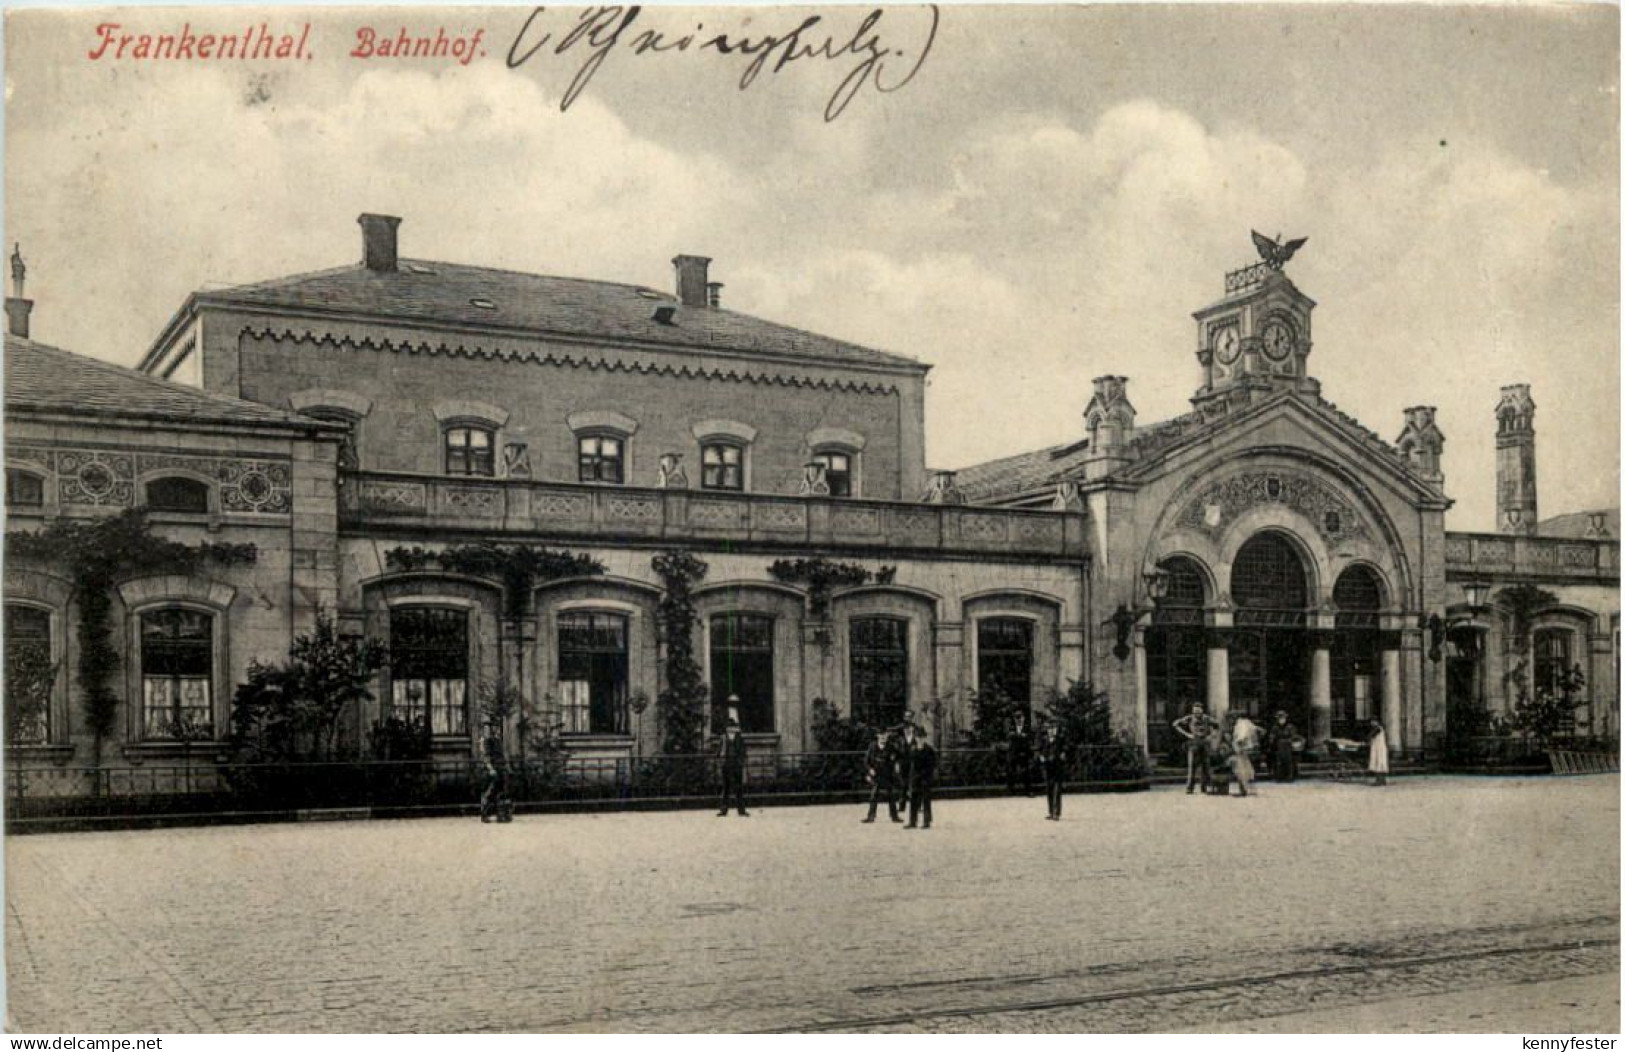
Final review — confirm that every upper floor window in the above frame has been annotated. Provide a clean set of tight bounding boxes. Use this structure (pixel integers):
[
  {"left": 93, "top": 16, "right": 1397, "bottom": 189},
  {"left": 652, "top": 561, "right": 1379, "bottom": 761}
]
[
  {"left": 701, "top": 442, "right": 744, "bottom": 491},
  {"left": 146, "top": 476, "right": 209, "bottom": 514},
  {"left": 578, "top": 434, "right": 625, "bottom": 484},
  {"left": 140, "top": 608, "right": 214, "bottom": 739},
  {"left": 812, "top": 451, "right": 852, "bottom": 497},
  {"left": 444, "top": 426, "right": 495, "bottom": 477},
  {"left": 5, "top": 605, "right": 53, "bottom": 744},
  {"left": 6, "top": 469, "right": 44, "bottom": 508},
  {"left": 390, "top": 607, "right": 470, "bottom": 736}
]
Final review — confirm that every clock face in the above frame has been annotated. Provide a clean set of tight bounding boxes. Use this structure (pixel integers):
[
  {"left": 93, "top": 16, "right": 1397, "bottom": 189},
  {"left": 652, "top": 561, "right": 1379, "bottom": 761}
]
[
  {"left": 1213, "top": 325, "right": 1241, "bottom": 365},
  {"left": 1262, "top": 320, "right": 1296, "bottom": 361}
]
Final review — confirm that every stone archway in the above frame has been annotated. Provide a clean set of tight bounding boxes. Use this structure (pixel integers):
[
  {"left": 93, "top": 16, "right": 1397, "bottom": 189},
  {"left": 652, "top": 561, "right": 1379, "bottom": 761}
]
[{"left": 1226, "top": 531, "right": 1314, "bottom": 729}]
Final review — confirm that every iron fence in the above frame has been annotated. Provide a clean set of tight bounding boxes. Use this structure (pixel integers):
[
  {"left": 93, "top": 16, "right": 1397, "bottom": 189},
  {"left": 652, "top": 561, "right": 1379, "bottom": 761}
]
[{"left": 5, "top": 744, "right": 1150, "bottom": 821}]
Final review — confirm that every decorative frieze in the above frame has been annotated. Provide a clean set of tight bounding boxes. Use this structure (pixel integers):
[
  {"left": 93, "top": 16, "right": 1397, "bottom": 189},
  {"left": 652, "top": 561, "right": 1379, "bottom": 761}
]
[
  {"left": 57, "top": 450, "right": 135, "bottom": 507},
  {"left": 1177, "top": 470, "right": 1367, "bottom": 544}
]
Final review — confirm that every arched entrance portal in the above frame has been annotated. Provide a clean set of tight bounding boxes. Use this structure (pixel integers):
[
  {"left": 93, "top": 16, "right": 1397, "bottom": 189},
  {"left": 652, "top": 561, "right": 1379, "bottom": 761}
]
[{"left": 1228, "top": 533, "right": 1312, "bottom": 728}]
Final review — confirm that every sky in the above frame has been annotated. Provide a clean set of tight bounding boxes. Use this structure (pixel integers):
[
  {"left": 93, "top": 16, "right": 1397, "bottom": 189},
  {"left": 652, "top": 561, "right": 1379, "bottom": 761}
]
[{"left": 4, "top": 3, "right": 1619, "bottom": 530}]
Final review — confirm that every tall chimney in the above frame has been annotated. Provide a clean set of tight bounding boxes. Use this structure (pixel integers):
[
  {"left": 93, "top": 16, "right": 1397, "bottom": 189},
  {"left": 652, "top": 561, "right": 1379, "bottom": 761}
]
[
  {"left": 672, "top": 255, "right": 711, "bottom": 307},
  {"left": 358, "top": 213, "right": 401, "bottom": 272},
  {"left": 6, "top": 243, "right": 32, "bottom": 339},
  {"left": 1495, "top": 383, "right": 1537, "bottom": 535}
]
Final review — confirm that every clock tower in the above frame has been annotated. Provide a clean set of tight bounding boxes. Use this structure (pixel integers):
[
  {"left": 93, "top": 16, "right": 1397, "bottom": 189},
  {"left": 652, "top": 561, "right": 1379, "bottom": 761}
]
[{"left": 1191, "top": 244, "right": 1319, "bottom": 415}]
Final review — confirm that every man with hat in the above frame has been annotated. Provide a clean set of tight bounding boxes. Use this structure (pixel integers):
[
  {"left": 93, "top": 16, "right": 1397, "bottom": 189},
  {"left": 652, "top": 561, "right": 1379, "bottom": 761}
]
[
  {"left": 716, "top": 697, "right": 750, "bottom": 817},
  {"left": 862, "top": 728, "right": 903, "bottom": 823}
]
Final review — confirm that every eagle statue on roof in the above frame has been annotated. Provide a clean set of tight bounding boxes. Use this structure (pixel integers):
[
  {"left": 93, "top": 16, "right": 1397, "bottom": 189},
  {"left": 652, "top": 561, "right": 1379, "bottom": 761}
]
[{"left": 1251, "top": 230, "right": 1307, "bottom": 270}]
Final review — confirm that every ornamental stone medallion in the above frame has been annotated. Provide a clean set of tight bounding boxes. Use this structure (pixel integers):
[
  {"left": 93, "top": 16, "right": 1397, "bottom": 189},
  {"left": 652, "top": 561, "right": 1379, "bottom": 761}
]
[
  {"left": 1177, "top": 471, "right": 1368, "bottom": 544},
  {"left": 58, "top": 450, "right": 134, "bottom": 506}
]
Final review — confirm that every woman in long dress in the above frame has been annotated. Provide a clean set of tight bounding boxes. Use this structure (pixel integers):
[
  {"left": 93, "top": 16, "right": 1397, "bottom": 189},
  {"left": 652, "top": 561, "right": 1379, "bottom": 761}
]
[{"left": 1367, "top": 718, "right": 1390, "bottom": 787}]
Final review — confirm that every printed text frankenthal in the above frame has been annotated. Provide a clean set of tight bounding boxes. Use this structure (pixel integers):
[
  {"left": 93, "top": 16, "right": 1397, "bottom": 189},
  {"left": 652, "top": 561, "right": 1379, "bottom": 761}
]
[{"left": 87, "top": 22, "right": 312, "bottom": 60}]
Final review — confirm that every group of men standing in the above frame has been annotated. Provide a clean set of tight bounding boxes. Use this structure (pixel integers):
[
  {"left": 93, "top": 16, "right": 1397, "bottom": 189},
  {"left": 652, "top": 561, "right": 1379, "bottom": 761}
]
[
  {"left": 1003, "top": 715, "right": 1074, "bottom": 820},
  {"left": 862, "top": 723, "right": 938, "bottom": 828},
  {"left": 1172, "top": 703, "right": 1390, "bottom": 792}
]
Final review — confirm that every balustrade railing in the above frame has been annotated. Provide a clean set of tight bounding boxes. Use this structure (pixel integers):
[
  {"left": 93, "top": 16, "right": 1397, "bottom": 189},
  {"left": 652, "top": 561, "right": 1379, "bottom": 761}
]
[
  {"left": 338, "top": 471, "right": 1084, "bottom": 560},
  {"left": 1444, "top": 531, "right": 1618, "bottom": 582}
]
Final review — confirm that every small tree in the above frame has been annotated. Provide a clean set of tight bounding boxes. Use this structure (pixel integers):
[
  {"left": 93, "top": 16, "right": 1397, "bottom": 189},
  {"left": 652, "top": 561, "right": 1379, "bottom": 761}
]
[
  {"left": 1044, "top": 679, "right": 1147, "bottom": 782},
  {"left": 966, "top": 681, "right": 1025, "bottom": 747},
  {"left": 230, "top": 610, "right": 388, "bottom": 762},
  {"left": 1504, "top": 658, "right": 1587, "bottom": 749},
  {"left": 810, "top": 697, "right": 871, "bottom": 752}
]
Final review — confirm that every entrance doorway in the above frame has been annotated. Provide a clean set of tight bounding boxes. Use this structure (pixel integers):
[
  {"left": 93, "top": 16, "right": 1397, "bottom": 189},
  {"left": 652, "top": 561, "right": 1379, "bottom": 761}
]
[{"left": 1228, "top": 532, "right": 1312, "bottom": 730}]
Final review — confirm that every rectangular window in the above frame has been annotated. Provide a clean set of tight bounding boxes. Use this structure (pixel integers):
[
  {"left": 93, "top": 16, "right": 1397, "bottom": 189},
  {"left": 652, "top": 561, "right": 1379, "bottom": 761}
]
[
  {"left": 146, "top": 476, "right": 210, "bottom": 514},
  {"left": 445, "top": 427, "right": 494, "bottom": 477},
  {"left": 557, "top": 612, "right": 629, "bottom": 734},
  {"left": 710, "top": 614, "right": 774, "bottom": 733},
  {"left": 850, "top": 616, "right": 909, "bottom": 728},
  {"left": 701, "top": 443, "right": 744, "bottom": 491},
  {"left": 814, "top": 452, "right": 852, "bottom": 497},
  {"left": 391, "top": 607, "right": 470, "bottom": 736},
  {"left": 578, "top": 435, "right": 624, "bottom": 484},
  {"left": 141, "top": 609, "right": 214, "bottom": 739},
  {"left": 977, "top": 617, "right": 1034, "bottom": 711},
  {"left": 6, "top": 469, "right": 44, "bottom": 508},
  {"left": 5, "top": 605, "right": 52, "bottom": 743}
]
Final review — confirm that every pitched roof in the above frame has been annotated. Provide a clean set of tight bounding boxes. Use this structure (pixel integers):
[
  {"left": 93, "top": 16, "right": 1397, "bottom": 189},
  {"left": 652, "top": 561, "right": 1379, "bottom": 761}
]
[
  {"left": 5, "top": 334, "right": 328, "bottom": 431},
  {"left": 1538, "top": 508, "right": 1619, "bottom": 539},
  {"left": 185, "top": 261, "right": 926, "bottom": 373},
  {"left": 956, "top": 393, "right": 1444, "bottom": 505},
  {"left": 956, "top": 439, "right": 1090, "bottom": 504}
]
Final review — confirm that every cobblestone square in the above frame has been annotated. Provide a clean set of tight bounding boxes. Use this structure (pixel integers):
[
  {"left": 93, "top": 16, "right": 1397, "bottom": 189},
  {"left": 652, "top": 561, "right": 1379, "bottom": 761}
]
[{"left": 5, "top": 776, "right": 1619, "bottom": 1033}]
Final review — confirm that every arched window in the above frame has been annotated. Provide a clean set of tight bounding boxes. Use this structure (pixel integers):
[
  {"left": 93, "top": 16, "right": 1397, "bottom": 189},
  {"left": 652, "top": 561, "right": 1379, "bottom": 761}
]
[
  {"left": 977, "top": 617, "right": 1034, "bottom": 711},
  {"left": 709, "top": 614, "right": 774, "bottom": 733},
  {"left": 444, "top": 425, "right": 495, "bottom": 477},
  {"left": 850, "top": 616, "right": 909, "bottom": 728},
  {"left": 146, "top": 476, "right": 209, "bottom": 514},
  {"left": 390, "top": 607, "right": 470, "bottom": 736},
  {"left": 701, "top": 442, "right": 744, "bottom": 491},
  {"left": 1231, "top": 533, "right": 1309, "bottom": 626},
  {"left": 6, "top": 469, "right": 44, "bottom": 508},
  {"left": 557, "top": 611, "right": 630, "bottom": 735},
  {"left": 140, "top": 608, "right": 214, "bottom": 739},
  {"left": 5, "top": 605, "right": 53, "bottom": 743}
]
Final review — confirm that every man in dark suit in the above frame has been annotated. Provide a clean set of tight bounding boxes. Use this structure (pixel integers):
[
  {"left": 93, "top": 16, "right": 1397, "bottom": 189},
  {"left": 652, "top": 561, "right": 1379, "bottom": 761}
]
[
  {"left": 1007, "top": 712, "right": 1035, "bottom": 797},
  {"left": 716, "top": 716, "right": 750, "bottom": 817},
  {"left": 905, "top": 726, "right": 937, "bottom": 829},
  {"left": 1038, "top": 721, "right": 1070, "bottom": 820},
  {"left": 862, "top": 729, "right": 902, "bottom": 823}
]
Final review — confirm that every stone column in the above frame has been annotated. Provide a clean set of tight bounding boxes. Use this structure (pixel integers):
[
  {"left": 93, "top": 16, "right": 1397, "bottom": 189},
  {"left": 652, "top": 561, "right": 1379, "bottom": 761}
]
[
  {"left": 1381, "top": 646, "right": 1402, "bottom": 747},
  {"left": 1206, "top": 638, "right": 1231, "bottom": 720},
  {"left": 1402, "top": 627, "right": 1426, "bottom": 752},
  {"left": 1310, "top": 646, "right": 1332, "bottom": 744}
]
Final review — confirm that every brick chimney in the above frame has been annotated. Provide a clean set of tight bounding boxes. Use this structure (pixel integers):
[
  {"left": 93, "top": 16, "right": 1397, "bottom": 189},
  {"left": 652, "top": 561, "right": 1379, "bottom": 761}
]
[
  {"left": 672, "top": 255, "right": 711, "bottom": 307},
  {"left": 1495, "top": 383, "right": 1537, "bottom": 535},
  {"left": 358, "top": 213, "right": 401, "bottom": 272},
  {"left": 6, "top": 243, "right": 32, "bottom": 339}
]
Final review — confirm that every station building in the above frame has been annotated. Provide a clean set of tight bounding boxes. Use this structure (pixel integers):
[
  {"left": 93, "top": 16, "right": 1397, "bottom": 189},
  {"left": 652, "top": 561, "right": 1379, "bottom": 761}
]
[{"left": 3, "top": 216, "right": 1615, "bottom": 780}]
